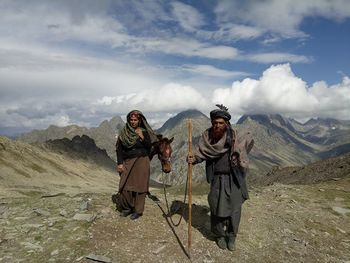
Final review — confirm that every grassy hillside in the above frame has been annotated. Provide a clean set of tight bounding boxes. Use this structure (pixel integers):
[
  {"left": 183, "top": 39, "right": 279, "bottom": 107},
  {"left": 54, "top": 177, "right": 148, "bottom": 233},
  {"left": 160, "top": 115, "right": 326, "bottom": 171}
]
[{"left": 0, "top": 136, "right": 117, "bottom": 198}]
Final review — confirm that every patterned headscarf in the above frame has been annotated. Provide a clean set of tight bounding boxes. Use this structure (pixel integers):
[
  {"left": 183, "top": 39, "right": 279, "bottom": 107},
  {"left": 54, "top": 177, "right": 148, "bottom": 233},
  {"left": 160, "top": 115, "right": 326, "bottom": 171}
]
[{"left": 118, "top": 110, "right": 158, "bottom": 148}]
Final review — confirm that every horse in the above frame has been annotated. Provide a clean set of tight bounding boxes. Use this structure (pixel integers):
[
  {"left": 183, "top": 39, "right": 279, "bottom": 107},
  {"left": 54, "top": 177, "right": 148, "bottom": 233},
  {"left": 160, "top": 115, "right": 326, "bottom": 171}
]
[{"left": 150, "top": 134, "right": 174, "bottom": 173}]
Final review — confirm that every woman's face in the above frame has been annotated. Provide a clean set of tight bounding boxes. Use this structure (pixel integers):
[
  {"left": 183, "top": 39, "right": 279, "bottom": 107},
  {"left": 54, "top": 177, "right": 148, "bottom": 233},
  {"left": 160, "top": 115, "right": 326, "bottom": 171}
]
[{"left": 129, "top": 116, "right": 140, "bottom": 129}]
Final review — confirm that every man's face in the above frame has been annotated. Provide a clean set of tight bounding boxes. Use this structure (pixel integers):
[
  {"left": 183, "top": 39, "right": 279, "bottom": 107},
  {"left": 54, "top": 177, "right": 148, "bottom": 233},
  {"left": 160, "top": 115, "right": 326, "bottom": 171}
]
[
  {"left": 211, "top": 117, "right": 227, "bottom": 140},
  {"left": 129, "top": 116, "right": 140, "bottom": 129}
]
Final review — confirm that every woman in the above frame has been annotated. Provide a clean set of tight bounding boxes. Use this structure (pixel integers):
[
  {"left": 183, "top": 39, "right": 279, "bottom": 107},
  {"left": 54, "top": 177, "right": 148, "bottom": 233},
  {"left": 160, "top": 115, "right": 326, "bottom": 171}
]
[{"left": 116, "top": 110, "right": 157, "bottom": 220}]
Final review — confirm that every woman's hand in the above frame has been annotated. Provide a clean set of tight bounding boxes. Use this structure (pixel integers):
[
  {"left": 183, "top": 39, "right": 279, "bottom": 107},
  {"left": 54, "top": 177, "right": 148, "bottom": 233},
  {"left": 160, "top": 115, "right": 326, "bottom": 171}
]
[
  {"left": 117, "top": 164, "right": 125, "bottom": 174},
  {"left": 135, "top": 128, "right": 144, "bottom": 141}
]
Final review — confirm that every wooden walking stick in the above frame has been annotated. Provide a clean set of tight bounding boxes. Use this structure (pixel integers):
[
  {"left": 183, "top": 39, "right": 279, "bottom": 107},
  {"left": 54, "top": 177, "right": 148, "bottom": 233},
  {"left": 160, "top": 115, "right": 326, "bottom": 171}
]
[{"left": 187, "top": 119, "right": 193, "bottom": 257}]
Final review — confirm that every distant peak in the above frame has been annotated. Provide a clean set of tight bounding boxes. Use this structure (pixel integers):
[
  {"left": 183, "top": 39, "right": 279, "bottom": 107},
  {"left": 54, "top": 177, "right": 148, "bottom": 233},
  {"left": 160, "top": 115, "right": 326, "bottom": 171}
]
[
  {"left": 237, "top": 114, "right": 271, "bottom": 125},
  {"left": 236, "top": 114, "right": 293, "bottom": 128},
  {"left": 157, "top": 109, "right": 208, "bottom": 133},
  {"left": 109, "top": 115, "right": 124, "bottom": 123},
  {"left": 304, "top": 117, "right": 341, "bottom": 126},
  {"left": 175, "top": 109, "right": 207, "bottom": 118}
]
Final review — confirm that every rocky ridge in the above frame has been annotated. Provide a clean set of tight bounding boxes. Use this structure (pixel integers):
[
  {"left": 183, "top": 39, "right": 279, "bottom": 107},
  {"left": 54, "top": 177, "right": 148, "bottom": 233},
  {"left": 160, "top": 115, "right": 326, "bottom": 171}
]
[
  {"left": 253, "top": 152, "right": 350, "bottom": 186},
  {"left": 45, "top": 135, "right": 116, "bottom": 172},
  {"left": 18, "top": 116, "right": 124, "bottom": 160}
]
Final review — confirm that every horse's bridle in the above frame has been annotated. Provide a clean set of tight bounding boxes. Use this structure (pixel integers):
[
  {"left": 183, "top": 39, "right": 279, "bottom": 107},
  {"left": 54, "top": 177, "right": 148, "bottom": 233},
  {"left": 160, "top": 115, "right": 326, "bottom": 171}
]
[
  {"left": 157, "top": 143, "right": 171, "bottom": 164},
  {"left": 158, "top": 153, "right": 171, "bottom": 164}
]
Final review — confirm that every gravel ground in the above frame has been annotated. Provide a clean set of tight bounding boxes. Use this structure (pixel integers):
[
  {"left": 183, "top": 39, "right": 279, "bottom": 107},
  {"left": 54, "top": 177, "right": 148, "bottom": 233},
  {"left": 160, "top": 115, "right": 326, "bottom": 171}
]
[{"left": 1, "top": 177, "right": 349, "bottom": 263}]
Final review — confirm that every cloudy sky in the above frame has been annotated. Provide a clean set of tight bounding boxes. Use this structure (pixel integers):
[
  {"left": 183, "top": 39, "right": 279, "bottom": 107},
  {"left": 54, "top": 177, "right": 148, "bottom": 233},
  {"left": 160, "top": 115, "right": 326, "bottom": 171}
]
[{"left": 1, "top": 0, "right": 350, "bottom": 135}]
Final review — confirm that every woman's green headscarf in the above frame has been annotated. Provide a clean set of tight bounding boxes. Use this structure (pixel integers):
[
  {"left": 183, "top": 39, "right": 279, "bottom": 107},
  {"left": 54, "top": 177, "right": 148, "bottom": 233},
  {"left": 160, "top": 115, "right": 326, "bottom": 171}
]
[{"left": 118, "top": 110, "right": 158, "bottom": 148}]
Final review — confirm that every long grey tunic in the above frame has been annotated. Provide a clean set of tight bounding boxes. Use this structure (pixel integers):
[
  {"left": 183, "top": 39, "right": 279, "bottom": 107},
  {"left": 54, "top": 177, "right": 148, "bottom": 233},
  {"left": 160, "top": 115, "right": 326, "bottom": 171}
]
[
  {"left": 194, "top": 127, "right": 250, "bottom": 217},
  {"left": 206, "top": 151, "right": 245, "bottom": 217}
]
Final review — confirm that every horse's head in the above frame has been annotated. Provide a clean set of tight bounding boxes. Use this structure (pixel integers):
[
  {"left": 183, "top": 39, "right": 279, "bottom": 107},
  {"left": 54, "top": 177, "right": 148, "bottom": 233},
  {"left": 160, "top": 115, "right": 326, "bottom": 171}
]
[{"left": 151, "top": 134, "right": 174, "bottom": 173}]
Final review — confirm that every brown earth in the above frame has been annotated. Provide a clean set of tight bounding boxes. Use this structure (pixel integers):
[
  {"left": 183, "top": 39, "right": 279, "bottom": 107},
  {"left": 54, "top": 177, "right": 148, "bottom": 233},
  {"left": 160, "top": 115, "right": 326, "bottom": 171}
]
[
  {"left": 253, "top": 152, "right": 350, "bottom": 186},
  {"left": 1, "top": 177, "right": 350, "bottom": 263}
]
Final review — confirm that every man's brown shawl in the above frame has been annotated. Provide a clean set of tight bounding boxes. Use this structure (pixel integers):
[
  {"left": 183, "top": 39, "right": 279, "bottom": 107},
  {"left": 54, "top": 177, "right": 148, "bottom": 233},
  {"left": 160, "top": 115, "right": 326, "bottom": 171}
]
[
  {"left": 196, "top": 128, "right": 229, "bottom": 160},
  {"left": 196, "top": 127, "right": 254, "bottom": 171}
]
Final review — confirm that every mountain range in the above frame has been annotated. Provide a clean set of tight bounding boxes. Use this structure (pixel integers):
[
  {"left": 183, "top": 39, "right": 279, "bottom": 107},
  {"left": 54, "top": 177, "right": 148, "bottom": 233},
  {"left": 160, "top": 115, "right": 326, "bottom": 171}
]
[
  {"left": 18, "top": 116, "right": 124, "bottom": 159},
  {"left": 17, "top": 110, "right": 350, "bottom": 185}
]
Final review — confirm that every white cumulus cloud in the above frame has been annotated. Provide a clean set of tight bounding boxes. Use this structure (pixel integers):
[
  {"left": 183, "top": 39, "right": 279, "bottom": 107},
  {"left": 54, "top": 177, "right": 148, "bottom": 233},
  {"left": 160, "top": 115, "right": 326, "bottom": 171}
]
[
  {"left": 100, "top": 83, "right": 208, "bottom": 113},
  {"left": 212, "top": 64, "right": 350, "bottom": 120}
]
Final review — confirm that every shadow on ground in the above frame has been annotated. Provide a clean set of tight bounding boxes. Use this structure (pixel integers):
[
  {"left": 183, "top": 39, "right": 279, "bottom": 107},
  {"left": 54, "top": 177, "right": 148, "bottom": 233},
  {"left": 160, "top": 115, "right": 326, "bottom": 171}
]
[{"left": 146, "top": 193, "right": 216, "bottom": 259}]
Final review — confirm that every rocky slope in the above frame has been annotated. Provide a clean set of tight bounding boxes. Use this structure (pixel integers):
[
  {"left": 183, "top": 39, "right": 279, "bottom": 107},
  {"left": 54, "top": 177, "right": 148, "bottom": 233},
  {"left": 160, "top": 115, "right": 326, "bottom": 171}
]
[
  {"left": 0, "top": 136, "right": 117, "bottom": 198},
  {"left": 236, "top": 114, "right": 350, "bottom": 181},
  {"left": 0, "top": 137, "right": 349, "bottom": 262},
  {"left": 45, "top": 135, "right": 116, "bottom": 172},
  {"left": 300, "top": 118, "right": 350, "bottom": 147},
  {"left": 18, "top": 116, "right": 124, "bottom": 160},
  {"left": 253, "top": 152, "right": 350, "bottom": 186},
  {"left": 151, "top": 109, "right": 211, "bottom": 185},
  {"left": 236, "top": 114, "right": 318, "bottom": 176}
]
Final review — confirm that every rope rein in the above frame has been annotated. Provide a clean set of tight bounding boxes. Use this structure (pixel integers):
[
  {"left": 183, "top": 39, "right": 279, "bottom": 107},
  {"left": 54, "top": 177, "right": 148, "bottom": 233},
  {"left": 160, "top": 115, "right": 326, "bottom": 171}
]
[{"left": 161, "top": 170, "right": 189, "bottom": 227}]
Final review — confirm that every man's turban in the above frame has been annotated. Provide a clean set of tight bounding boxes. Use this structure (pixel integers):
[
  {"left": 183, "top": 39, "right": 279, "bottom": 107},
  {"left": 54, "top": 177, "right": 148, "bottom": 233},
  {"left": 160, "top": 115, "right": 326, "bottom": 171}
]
[{"left": 210, "top": 104, "right": 231, "bottom": 121}]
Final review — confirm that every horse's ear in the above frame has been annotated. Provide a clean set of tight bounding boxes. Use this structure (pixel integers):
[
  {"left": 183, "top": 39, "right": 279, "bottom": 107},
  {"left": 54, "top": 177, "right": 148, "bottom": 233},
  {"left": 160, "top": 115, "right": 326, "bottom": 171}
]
[
  {"left": 169, "top": 137, "right": 174, "bottom": 143},
  {"left": 157, "top": 134, "right": 163, "bottom": 140}
]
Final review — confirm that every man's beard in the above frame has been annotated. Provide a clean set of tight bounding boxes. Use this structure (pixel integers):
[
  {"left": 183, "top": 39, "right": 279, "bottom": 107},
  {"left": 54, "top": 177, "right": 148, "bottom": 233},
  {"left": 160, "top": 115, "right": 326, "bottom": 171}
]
[{"left": 211, "top": 126, "right": 227, "bottom": 141}]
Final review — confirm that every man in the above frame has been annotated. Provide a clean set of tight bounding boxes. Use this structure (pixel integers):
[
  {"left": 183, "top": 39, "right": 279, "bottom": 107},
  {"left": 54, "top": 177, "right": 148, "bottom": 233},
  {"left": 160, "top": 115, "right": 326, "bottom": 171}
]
[
  {"left": 116, "top": 110, "right": 158, "bottom": 220},
  {"left": 187, "top": 105, "right": 253, "bottom": 251}
]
